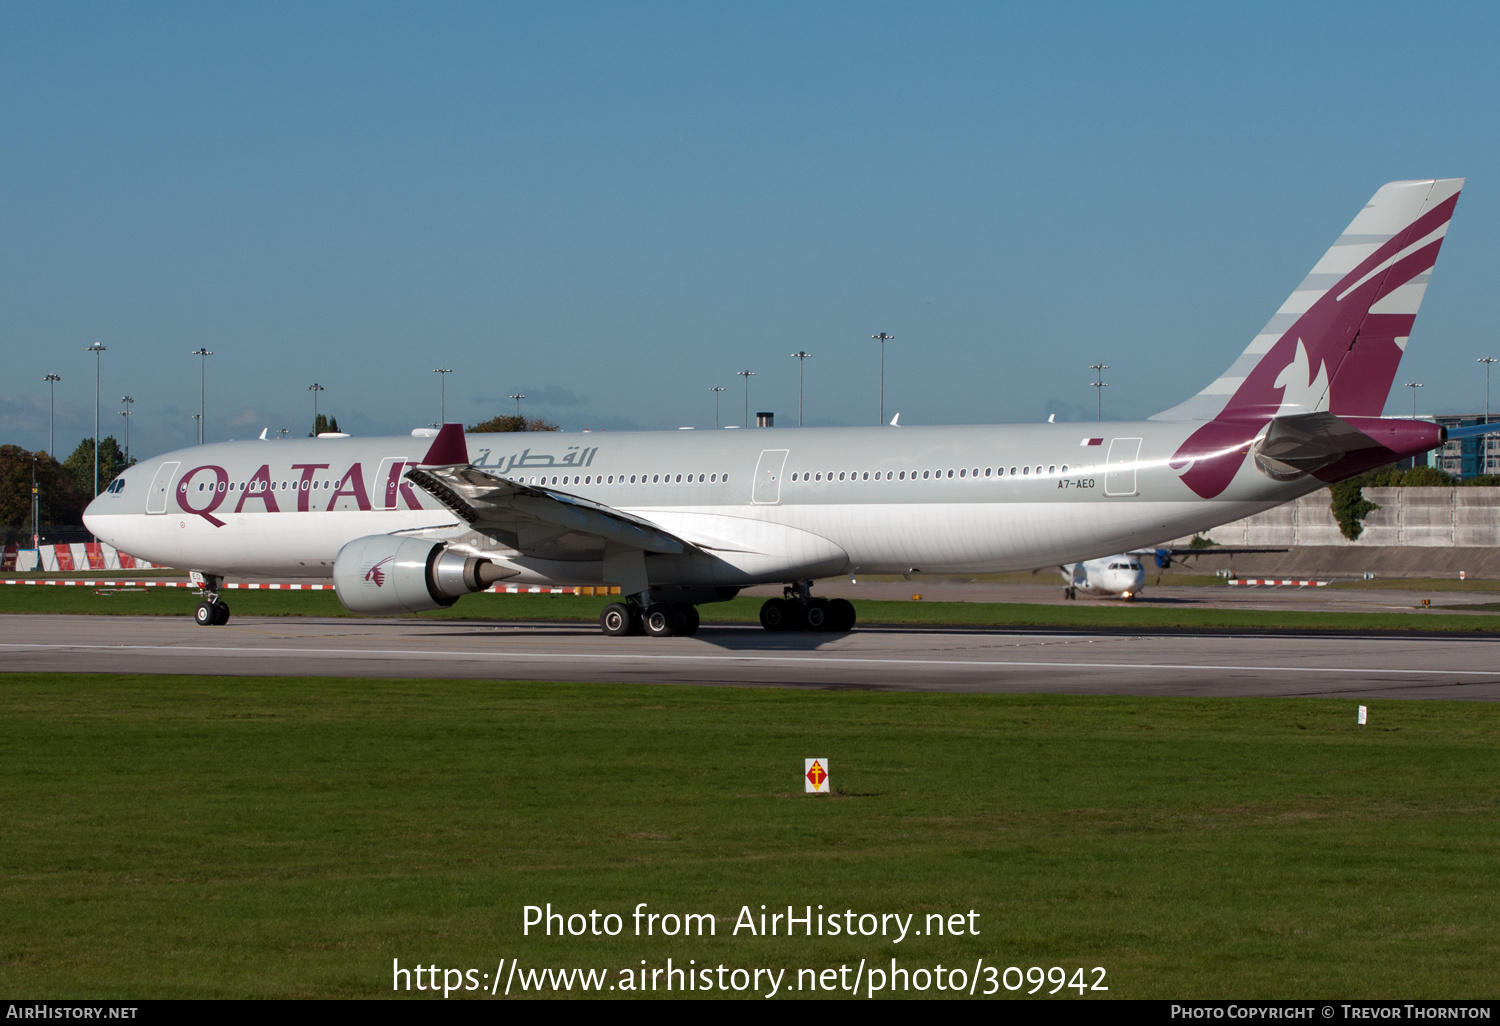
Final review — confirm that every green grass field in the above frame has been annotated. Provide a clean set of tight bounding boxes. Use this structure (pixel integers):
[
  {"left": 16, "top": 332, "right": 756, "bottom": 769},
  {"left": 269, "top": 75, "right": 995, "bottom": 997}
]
[
  {"left": 1, "top": 673, "right": 1496, "bottom": 998},
  {"left": 4, "top": 581, "right": 1500, "bottom": 633}
]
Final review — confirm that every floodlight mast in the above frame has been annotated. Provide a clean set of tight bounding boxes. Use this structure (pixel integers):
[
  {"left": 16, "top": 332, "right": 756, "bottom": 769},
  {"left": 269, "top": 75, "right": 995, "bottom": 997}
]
[
  {"left": 737, "top": 370, "right": 755, "bottom": 427},
  {"left": 1089, "top": 363, "right": 1109, "bottom": 421},
  {"left": 434, "top": 368, "right": 453, "bottom": 422},
  {"left": 871, "top": 333, "right": 893, "bottom": 424},
  {"left": 709, "top": 386, "right": 726, "bottom": 428},
  {"left": 308, "top": 383, "right": 325, "bottom": 435},
  {"left": 43, "top": 374, "right": 61, "bottom": 456},
  {"left": 1479, "top": 357, "right": 1498, "bottom": 425},
  {"left": 119, "top": 396, "right": 134, "bottom": 463},
  {"left": 191, "top": 348, "right": 213, "bottom": 443},
  {"left": 1404, "top": 381, "right": 1423, "bottom": 419},
  {"left": 87, "top": 343, "right": 106, "bottom": 497},
  {"left": 791, "top": 351, "right": 811, "bottom": 426},
  {"left": 510, "top": 393, "right": 526, "bottom": 421}
]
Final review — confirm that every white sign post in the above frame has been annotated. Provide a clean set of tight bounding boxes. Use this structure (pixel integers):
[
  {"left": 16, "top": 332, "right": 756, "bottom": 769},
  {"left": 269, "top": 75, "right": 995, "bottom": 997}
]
[
  {"left": 804, "top": 758, "right": 829, "bottom": 793},
  {"left": 1358, "top": 705, "right": 1368, "bottom": 726}
]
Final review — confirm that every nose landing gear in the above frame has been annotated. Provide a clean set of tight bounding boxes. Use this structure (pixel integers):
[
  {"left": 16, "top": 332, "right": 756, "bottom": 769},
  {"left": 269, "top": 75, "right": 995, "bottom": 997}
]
[
  {"left": 759, "top": 582, "right": 856, "bottom": 633},
  {"left": 190, "top": 571, "right": 231, "bottom": 626}
]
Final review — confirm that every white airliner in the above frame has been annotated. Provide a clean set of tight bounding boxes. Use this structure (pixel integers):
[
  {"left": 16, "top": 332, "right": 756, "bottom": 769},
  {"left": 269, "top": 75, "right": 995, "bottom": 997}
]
[{"left": 86, "top": 179, "right": 1483, "bottom": 636}]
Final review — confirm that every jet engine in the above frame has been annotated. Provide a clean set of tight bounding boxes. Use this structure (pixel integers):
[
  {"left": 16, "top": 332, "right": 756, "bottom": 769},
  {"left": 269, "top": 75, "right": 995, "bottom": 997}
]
[{"left": 333, "top": 535, "right": 514, "bottom": 615}]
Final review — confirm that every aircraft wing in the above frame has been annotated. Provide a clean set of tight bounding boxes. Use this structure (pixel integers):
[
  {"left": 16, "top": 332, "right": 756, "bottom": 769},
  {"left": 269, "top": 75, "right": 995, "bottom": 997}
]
[
  {"left": 1129, "top": 545, "right": 1289, "bottom": 569},
  {"left": 1141, "top": 547, "right": 1292, "bottom": 556},
  {"left": 402, "top": 423, "right": 687, "bottom": 558},
  {"left": 406, "top": 462, "right": 689, "bottom": 555}
]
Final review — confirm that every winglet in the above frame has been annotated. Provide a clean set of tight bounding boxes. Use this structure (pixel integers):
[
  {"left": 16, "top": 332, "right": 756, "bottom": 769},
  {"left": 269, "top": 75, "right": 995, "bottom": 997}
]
[
  {"left": 889, "top": 413, "right": 900, "bottom": 426},
  {"left": 420, "top": 423, "right": 470, "bottom": 466}
]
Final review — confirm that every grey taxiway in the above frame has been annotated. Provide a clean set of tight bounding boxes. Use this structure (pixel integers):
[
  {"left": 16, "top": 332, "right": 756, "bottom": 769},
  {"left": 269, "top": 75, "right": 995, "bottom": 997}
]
[{"left": 3, "top": 613, "right": 1498, "bottom": 701}]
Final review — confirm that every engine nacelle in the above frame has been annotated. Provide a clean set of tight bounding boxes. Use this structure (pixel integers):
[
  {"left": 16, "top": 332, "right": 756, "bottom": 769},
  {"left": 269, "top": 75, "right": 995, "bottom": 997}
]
[{"left": 333, "top": 535, "right": 512, "bottom": 615}]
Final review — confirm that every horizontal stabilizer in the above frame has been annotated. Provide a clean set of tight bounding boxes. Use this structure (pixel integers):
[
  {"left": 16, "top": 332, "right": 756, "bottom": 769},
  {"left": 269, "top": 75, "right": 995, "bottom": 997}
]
[{"left": 1252, "top": 412, "right": 1443, "bottom": 481}]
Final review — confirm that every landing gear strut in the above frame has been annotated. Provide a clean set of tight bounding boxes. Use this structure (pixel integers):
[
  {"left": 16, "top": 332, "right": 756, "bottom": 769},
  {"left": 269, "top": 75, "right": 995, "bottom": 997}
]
[
  {"left": 191, "top": 571, "right": 230, "bottom": 626},
  {"left": 599, "top": 600, "right": 700, "bottom": 638},
  {"left": 759, "top": 581, "right": 856, "bottom": 633}
]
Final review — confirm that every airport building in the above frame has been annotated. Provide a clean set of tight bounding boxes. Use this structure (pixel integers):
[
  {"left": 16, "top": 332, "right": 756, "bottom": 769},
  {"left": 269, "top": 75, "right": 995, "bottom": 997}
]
[{"left": 1421, "top": 414, "right": 1500, "bottom": 478}]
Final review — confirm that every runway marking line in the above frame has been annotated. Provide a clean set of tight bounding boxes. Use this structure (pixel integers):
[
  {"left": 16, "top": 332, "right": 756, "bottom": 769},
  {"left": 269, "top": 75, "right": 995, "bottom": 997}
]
[{"left": 0, "top": 642, "right": 1491, "bottom": 677}]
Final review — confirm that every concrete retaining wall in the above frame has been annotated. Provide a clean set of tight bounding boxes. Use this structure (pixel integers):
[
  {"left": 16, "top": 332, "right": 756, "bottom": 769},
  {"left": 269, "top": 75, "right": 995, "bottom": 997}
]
[{"left": 1188, "top": 488, "right": 1500, "bottom": 548}]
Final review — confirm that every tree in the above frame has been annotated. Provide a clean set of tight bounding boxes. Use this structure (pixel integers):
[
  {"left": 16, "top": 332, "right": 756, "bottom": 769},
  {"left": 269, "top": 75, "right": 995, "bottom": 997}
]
[
  {"left": 310, "top": 414, "right": 341, "bottom": 436},
  {"left": 467, "top": 414, "right": 560, "bottom": 433},
  {"left": 0, "top": 446, "right": 86, "bottom": 528},
  {"left": 62, "top": 437, "right": 131, "bottom": 498}
]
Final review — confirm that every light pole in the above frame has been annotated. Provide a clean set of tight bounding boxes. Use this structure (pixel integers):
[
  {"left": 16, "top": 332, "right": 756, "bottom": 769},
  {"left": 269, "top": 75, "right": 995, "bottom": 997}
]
[
  {"left": 1404, "top": 381, "right": 1423, "bottom": 419},
  {"left": 87, "top": 343, "right": 106, "bottom": 497},
  {"left": 737, "top": 370, "right": 755, "bottom": 427},
  {"left": 871, "top": 333, "right": 893, "bottom": 424},
  {"left": 119, "top": 396, "right": 134, "bottom": 463},
  {"left": 509, "top": 393, "right": 526, "bottom": 422},
  {"left": 308, "top": 383, "right": 324, "bottom": 435},
  {"left": 31, "top": 454, "right": 40, "bottom": 549},
  {"left": 1089, "top": 363, "right": 1109, "bottom": 421},
  {"left": 43, "top": 373, "right": 60, "bottom": 456},
  {"left": 1479, "top": 357, "right": 1498, "bottom": 425},
  {"left": 191, "top": 348, "right": 212, "bottom": 443},
  {"left": 710, "top": 386, "right": 726, "bottom": 428},
  {"left": 791, "top": 351, "right": 811, "bottom": 426},
  {"left": 434, "top": 368, "right": 452, "bottom": 422}
]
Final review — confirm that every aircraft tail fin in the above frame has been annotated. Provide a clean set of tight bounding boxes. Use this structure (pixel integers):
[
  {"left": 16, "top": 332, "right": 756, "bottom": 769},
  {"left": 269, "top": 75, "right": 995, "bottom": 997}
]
[{"left": 1153, "top": 179, "right": 1463, "bottom": 422}]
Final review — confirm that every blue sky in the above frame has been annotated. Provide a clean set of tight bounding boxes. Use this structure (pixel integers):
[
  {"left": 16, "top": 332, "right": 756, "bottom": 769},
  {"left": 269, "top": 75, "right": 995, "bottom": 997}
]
[{"left": 4, "top": 2, "right": 1499, "bottom": 458}]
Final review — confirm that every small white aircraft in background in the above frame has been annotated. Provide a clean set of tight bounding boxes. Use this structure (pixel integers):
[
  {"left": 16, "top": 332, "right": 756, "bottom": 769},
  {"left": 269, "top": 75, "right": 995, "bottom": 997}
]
[
  {"left": 1061, "top": 555, "right": 1147, "bottom": 600},
  {"left": 1060, "top": 545, "right": 1290, "bottom": 600}
]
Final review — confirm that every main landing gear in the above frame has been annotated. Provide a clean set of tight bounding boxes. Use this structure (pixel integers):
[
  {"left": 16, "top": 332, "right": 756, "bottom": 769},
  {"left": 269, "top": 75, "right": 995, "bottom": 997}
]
[
  {"left": 191, "top": 571, "right": 231, "bottom": 626},
  {"left": 759, "top": 582, "right": 856, "bottom": 633},
  {"left": 599, "top": 601, "right": 701, "bottom": 638}
]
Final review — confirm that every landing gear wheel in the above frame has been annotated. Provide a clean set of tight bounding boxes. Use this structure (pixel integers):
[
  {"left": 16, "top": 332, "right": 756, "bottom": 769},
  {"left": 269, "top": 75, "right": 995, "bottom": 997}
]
[
  {"left": 1065, "top": 587, "right": 1076, "bottom": 600},
  {"left": 643, "top": 605, "right": 686, "bottom": 638},
  {"left": 212, "top": 601, "right": 230, "bottom": 626},
  {"left": 826, "top": 598, "right": 856, "bottom": 632},
  {"left": 679, "top": 604, "right": 700, "bottom": 636},
  {"left": 804, "top": 599, "right": 831, "bottom": 631},
  {"left": 194, "top": 601, "right": 216, "bottom": 626},
  {"left": 760, "top": 598, "right": 791, "bottom": 631},
  {"left": 600, "top": 602, "right": 633, "bottom": 636}
]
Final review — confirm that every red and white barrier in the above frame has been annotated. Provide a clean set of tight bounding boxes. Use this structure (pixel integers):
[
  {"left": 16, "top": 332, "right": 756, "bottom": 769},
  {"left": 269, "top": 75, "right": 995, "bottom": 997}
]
[
  {"left": 3, "top": 542, "right": 162, "bottom": 573},
  {"left": 1226, "top": 579, "right": 1330, "bottom": 587}
]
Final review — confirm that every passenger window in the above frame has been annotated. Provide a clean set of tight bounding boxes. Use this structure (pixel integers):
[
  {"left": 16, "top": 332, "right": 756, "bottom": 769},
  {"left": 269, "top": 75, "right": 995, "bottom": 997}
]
[
  {"left": 899, "top": 471, "right": 906, "bottom": 480},
  {"left": 1061, "top": 465, "right": 1068, "bottom": 474},
  {"left": 1022, "top": 466, "right": 1030, "bottom": 476},
  {"left": 838, "top": 472, "right": 845, "bottom": 481},
  {"left": 959, "top": 468, "right": 966, "bottom": 478},
  {"left": 652, "top": 475, "right": 659, "bottom": 483},
  {"left": 1048, "top": 465, "right": 1055, "bottom": 474},
  {"left": 923, "top": 471, "right": 930, "bottom": 479},
  {"left": 985, "top": 467, "right": 992, "bottom": 477}
]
